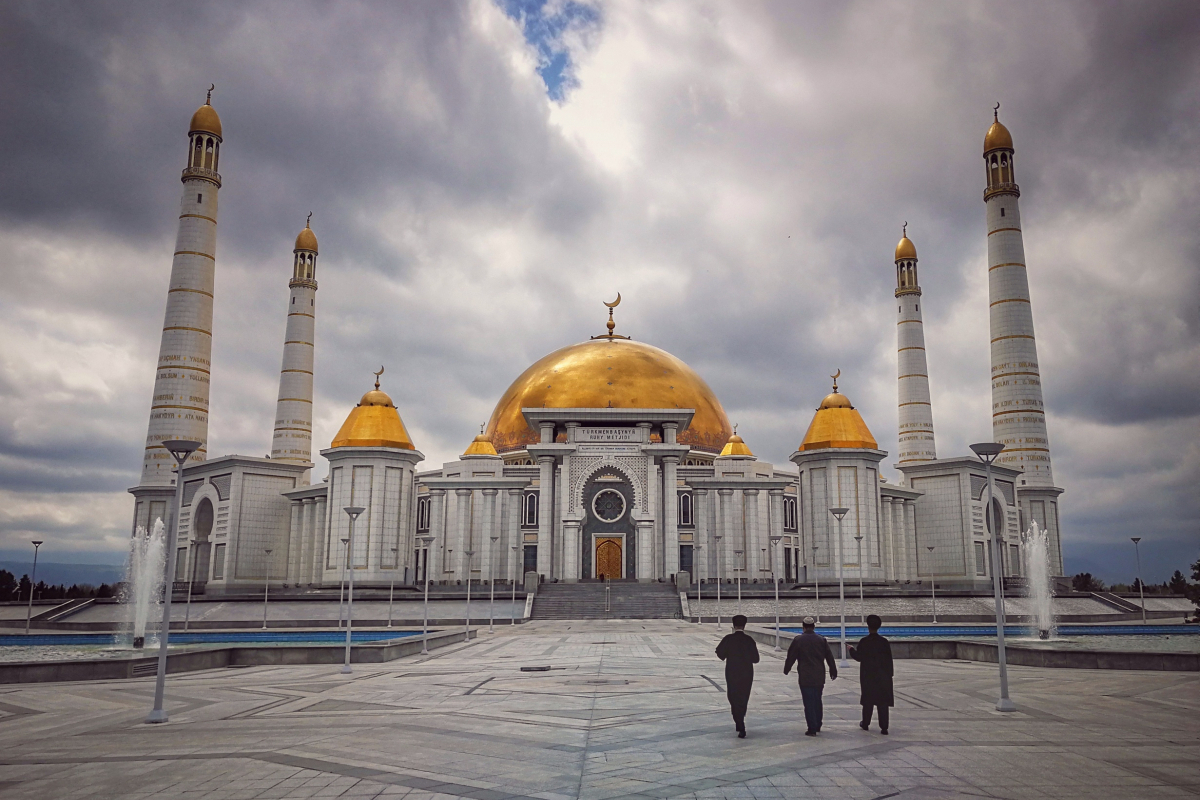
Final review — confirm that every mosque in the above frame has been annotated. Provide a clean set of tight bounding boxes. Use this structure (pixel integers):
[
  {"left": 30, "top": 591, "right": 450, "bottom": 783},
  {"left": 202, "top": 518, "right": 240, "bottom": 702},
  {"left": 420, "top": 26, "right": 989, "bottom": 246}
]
[{"left": 128, "top": 94, "right": 1065, "bottom": 596}]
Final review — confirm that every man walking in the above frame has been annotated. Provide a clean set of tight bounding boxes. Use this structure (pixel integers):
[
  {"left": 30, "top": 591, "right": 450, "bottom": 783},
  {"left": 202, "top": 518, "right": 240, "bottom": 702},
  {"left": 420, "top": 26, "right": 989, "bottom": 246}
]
[
  {"left": 716, "top": 614, "right": 759, "bottom": 738},
  {"left": 849, "top": 614, "right": 893, "bottom": 734},
  {"left": 783, "top": 616, "right": 837, "bottom": 736}
]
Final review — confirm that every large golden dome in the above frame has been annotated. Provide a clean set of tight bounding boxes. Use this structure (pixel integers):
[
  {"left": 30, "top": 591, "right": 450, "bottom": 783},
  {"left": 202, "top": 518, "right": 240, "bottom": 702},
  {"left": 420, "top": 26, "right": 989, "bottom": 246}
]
[{"left": 486, "top": 337, "right": 733, "bottom": 453}]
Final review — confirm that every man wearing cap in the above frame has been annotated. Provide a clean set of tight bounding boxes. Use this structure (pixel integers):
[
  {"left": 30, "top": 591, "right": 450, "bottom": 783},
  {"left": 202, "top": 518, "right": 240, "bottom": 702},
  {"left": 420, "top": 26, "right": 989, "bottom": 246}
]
[
  {"left": 716, "top": 614, "right": 759, "bottom": 738},
  {"left": 849, "top": 614, "right": 894, "bottom": 734},
  {"left": 783, "top": 616, "right": 837, "bottom": 736}
]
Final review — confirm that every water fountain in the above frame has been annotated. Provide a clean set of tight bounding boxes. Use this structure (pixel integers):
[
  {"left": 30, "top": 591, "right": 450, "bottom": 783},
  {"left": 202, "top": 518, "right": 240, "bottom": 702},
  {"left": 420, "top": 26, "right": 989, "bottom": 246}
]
[
  {"left": 122, "top": 519, "right": 167, "bottom": 648},
  {"left": 1021, "top": 520, "right": 1055, "bottom": 639}
]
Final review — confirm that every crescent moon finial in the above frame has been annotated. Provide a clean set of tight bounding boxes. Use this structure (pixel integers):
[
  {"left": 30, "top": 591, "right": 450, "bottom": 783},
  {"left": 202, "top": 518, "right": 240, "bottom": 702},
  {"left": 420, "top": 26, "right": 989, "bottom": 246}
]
[
  {"left": 373, "top": 365, "right": 384, "bottom": 390},
  {"left": 306, "top": 211, "right": 312, "bottom": 228},
  {"left": 902, "top": 220, "right": 907, "bottom": 238},
  {"left": 604, "top": 293, "right": 621, "bottom": 308},
  {"left": 994, "top": 101, "right": 1000, "bottom": 121},
  {"left": 207, "top": 84, "right": 215, "bottom": 104},
  {"left": 831, "top": 368, "right": 841, "bottom": 392}
]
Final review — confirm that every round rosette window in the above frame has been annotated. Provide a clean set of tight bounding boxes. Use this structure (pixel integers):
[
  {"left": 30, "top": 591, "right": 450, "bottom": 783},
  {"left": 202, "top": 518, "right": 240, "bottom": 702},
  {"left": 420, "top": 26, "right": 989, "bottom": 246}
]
[{"left": 591, "top": 489, "right": 626, "bottom": 522}]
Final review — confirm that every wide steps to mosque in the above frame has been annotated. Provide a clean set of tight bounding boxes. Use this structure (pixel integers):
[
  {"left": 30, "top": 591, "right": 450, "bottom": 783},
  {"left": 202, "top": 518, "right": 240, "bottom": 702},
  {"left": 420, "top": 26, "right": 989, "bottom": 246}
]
[{"left": 531, "top": 581, "right": 682, "bottom": 620}]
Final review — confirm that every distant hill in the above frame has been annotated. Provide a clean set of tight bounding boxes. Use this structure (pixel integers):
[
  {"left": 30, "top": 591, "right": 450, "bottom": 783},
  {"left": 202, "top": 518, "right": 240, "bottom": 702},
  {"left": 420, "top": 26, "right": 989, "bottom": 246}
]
[{"left": 0, "top": 561, "right": 125, "bottom": 587}]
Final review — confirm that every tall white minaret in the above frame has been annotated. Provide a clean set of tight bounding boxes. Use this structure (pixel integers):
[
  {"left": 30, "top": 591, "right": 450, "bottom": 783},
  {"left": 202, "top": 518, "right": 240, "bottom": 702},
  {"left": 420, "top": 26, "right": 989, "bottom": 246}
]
[
  {"left": 137, "top": 88, "right": 223, "bottom": 487},
  {"left": 895, "top": 225, "right": 937, "bottom": 464},
  {"left": 269, "top": 217, "right": 319, "bottom": 478},
  {"left": 983, "top": 107, "right": 1054, "bottom": 486}
]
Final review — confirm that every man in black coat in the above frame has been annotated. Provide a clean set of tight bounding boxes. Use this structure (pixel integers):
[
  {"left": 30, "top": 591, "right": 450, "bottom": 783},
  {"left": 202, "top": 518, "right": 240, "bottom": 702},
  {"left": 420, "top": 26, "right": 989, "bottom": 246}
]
[
  {"left": 715, "top": 614, "right": 760, "bottom": 737},
  {"left": 848, "top": 614, "right": 894, "bottom": 734},
  {"left": 783, "top": 616, "right": 837, "bottom": 736}
]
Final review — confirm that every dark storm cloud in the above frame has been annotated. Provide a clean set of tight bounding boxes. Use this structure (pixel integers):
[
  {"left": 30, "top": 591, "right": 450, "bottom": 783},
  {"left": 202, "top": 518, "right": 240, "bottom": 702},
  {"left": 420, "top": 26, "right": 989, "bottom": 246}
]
[{"left": 0, "top": 0, "right": 1196, "bottom": 580}]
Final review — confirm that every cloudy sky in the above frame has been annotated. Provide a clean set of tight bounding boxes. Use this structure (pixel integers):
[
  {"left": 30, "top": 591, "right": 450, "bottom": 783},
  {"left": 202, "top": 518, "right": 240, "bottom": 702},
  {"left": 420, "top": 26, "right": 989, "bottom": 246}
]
[{"left": 1, "top": 0, "right": 1197, "bottom": 582}]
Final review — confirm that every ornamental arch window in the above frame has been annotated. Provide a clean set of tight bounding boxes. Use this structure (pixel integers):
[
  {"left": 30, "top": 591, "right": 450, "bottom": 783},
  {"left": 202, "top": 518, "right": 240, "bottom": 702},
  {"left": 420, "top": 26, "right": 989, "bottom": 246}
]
[
  {"left": 522, "top": 492, "right": 538, "bottom": 527},
  {"left": 679, "top": 491, "right": 693, "bottom": 527}
]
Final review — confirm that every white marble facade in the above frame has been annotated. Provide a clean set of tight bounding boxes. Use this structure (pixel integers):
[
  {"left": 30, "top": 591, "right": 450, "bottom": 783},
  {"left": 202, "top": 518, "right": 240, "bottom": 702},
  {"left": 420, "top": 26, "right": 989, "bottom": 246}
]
[{"left": 128, "top": 99, "right": 1066, "bottom": 593}]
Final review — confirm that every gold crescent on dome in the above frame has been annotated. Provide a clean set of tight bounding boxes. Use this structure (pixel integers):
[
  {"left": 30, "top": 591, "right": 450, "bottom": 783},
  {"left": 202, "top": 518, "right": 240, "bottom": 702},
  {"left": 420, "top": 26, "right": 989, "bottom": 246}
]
[
  {"left": 604, "top": 293, "right": 621, "bottom": 308},
  {"left": 373, "top": 365, "right": 384, "bottom": 389},
  {"left": 831, "top": 368, "right": 841, "bottom": 391}
]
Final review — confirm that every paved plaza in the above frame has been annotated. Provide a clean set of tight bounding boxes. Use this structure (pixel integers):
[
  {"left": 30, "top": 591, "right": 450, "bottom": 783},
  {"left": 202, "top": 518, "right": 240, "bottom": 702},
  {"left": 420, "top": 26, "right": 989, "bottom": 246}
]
[{"left": 0, "top": 621, "right": 1196, "bottom": 800}]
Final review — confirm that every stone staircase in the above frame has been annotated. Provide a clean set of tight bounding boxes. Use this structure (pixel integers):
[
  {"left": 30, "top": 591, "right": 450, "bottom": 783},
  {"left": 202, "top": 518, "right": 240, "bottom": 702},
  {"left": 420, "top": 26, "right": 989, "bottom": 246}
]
[{"left": 531, "top": 581, "right": 682, "bottom": 620}]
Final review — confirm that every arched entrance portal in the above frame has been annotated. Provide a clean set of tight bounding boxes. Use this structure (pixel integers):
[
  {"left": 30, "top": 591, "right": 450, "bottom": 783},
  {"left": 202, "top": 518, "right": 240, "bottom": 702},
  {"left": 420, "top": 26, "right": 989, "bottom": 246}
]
[
  {"left": 190, "top": 497, "right": 214, "bottom": 587},
  {"left": 582, "top": 470, "right": 636, "bottom": 579},
  {"left": 595, "top": 537, "right": 622, "bottom": 580}
]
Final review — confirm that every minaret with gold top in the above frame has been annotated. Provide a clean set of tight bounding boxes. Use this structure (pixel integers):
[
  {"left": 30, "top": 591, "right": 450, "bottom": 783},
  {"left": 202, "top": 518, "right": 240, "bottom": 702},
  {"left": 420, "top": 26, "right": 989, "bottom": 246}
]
[
  {"left": 133, "top": 89, "right": 222, "bottom": 511},
  {"left": 895, "top": 225, "right": 937, "bottom": 464},
  {"left": 269, "top": 216, "right": 319, "bottom": 476},
  {"left": 983, "top": 106, "right": 1054, "bottom": 486}
]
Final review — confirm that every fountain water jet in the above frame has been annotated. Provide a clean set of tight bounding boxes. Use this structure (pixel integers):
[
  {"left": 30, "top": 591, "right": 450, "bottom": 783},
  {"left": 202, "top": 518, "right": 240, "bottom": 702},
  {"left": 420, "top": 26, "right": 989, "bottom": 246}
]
[
  {"left": 122, "top": 519, "right": 167, "bottom": 649},
  {"left": 1021, "top": 520, "right": 1055, "bottom": 639}
]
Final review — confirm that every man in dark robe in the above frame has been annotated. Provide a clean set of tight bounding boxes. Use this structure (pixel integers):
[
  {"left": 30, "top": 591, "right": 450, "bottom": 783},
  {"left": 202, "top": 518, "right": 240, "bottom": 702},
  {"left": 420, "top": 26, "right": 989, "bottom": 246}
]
[
  {"left": 783, "top": 616, "right": 837, "bottom": 736},
  {"left": 848, "top": 613, "right": 894, "bottom": 734},
  {"left": 715, "top": 614, "right": 759, "bottom": 737}
]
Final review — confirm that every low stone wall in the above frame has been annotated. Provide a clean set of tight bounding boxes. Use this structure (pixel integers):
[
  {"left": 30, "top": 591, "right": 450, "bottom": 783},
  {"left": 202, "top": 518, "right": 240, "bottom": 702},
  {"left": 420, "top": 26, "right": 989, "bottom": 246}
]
[
  {"left": 743, "top": 628, "right": 1200, "bottom": 672},
  {"left": 0, "top": 628, "right": 473, "bottom": 685}
]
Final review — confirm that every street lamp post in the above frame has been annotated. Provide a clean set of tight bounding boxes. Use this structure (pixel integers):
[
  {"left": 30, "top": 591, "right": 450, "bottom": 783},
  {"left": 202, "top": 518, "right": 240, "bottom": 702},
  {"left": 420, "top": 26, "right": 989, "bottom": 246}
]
[
  {"left": 341, "top": 506, "right": 365, "bottom": 675},
  {"left": 927, "top": 546, "right": 937, "bottom": 623},
  {"left": 714, "top": 534, "right": 723, "bottom": 625},
  {"left": 970, "top": 441, "right": 1016, "bottom": 712},
  {"left": 829, "top": 507, "right": 849, "bottom": 666},
  {"left": 262, "top": 548, "right": 272, "bottom": 629},
  {"left": 146, "top": 438, "right": 201, "bottom": 724},
  {"left": 463, "top": 550, "right": 475, "bottom": 643},
  {"left": 769, "top": 534, "right": 783, "bottom": 651},
  {"left": 734, "top": 549, "right": 744, "bottom": 615},
  {"left": 694, "top": 543, "right": 703, "bottom": 624},
  {"left": 1131, "top": 537, "right": 1147, "bottom": 624},
  {"left": 418, "top": 534, "right": 434, "bottom": 654},
  {"left": 854, "top": 534, "right": 865, "bottom": 624},
  {"left": 338, "top": 536, "right": 349, "bottom": 629},
  {"left": 488, "top": 535, "right": 499, "bottom": 633},
  {"left": 511, "top": 544, "right": 520, "bottom": 625},
  {"left": 812, "top": 544, "right": 820, "bottom": 623},
  {"left": 387, "top": 547, "right": 399, "bottom": 628},
  {"left": 24, "top": 540, "right": 43, "bottom": 634}
]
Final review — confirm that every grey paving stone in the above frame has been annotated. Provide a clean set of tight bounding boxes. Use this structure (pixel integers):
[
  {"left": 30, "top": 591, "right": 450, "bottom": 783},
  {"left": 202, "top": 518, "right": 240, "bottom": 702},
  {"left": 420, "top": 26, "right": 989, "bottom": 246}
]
[{"left": 0, "top": 620, "right": 1196, "bottom": 799}]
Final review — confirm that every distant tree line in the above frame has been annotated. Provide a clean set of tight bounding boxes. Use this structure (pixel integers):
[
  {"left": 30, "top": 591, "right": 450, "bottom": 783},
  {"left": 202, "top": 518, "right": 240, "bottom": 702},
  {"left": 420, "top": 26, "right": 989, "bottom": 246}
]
[
  {"left": 1072, "top": 557, "right": 1200, "bottom": 614},
  {"left": 0, "top": 570, "right": 115, "bottom": 602}
]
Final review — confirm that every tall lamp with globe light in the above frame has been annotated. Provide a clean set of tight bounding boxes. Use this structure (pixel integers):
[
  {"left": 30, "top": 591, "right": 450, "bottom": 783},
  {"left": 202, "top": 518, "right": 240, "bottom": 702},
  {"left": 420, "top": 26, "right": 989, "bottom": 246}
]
[
  {"left": 341, "top": 506, "right": 365, "bottom": 675},
  {"left": 829, "top": 507, "right": 849, "bottom": 666},
  {"left": 145, "top": 438, "right": 201, "bottom": 724},
  {"left": 970, "top": 441, "right": 1016, "bottom": 712}
]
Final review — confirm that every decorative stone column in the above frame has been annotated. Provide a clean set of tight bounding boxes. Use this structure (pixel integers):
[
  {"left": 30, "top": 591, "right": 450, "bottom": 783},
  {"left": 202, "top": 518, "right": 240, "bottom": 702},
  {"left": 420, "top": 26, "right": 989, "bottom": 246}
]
[
  {"left": 662, "top": 456, "right": 680, "bottom": 578},
  {"left": 905, "top": 500, "right": 918, "bottom": 577},
  {"left": 718, "top": 488, "right": 735, "bottom": 583},
  {"left": 482, "top": 489, "right": 497, "bottom": 583},
  {"left": 506, "top": 488, "right": 521, "bottom": 584},
  {"left": 637, "top": 519, "right": 655, "bottom": 581},
  {"left": 743, "top": 489, "right": 760, "bottom": 581},
  {"left": 429, "top": 489, "right": 446, "bottom": 580},
  {"left": 313, "top": 495, "right": 328, "bottom": 584},
  {"left": 695, "top": 488, "right": 710, "bottom": 582},
  {"left": 563, "top": 520, "right": 581, "bottom": 581},
  {"left": 537, "top": 454, "right": 555, "bottom": 578},
  {"left": 455, "top": 488, "right": 472, "bottom": 582},
  {"left": 880, "top": 496, "right": 894, "bottom": 581}
]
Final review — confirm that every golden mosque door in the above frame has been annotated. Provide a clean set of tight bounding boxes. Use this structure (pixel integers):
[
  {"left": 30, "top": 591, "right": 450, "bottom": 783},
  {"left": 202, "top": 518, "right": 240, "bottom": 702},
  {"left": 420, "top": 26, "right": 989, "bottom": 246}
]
[{"left": 596, "top": 538, "right": 622, "bottom": 580}]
